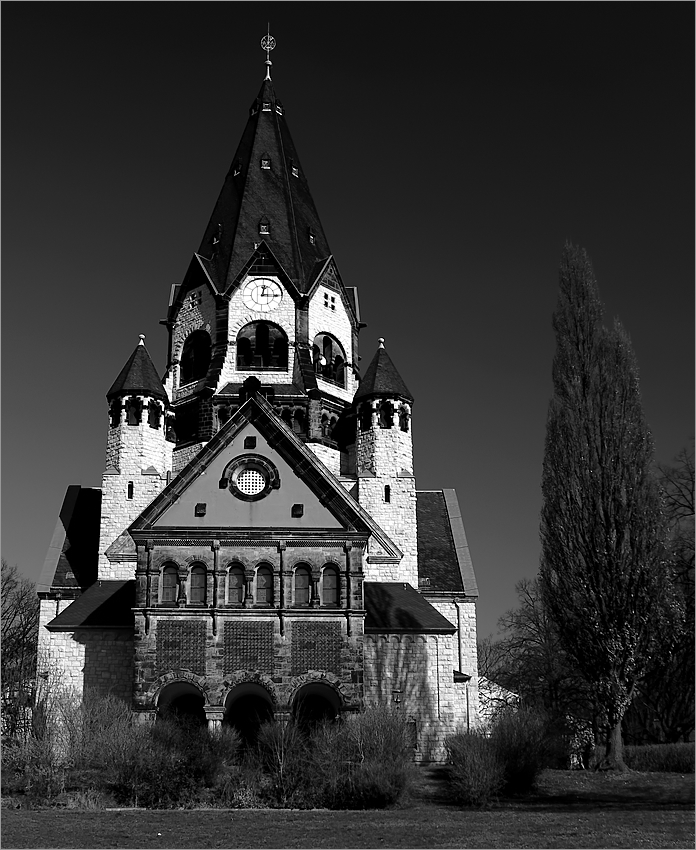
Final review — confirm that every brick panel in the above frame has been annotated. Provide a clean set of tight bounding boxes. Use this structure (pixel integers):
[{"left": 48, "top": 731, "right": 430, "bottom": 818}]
[
  {"left": 156, "top": 620, "right": 206, "bottom": 675},
  {"left": 223, "top": 621, "right": 274, "bottom": 673},
  {"left": 291, "top": 622, "right": 341, "bottom": 675}
]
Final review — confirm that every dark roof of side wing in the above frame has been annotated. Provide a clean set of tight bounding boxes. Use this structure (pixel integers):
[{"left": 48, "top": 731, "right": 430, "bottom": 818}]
[
  {"left": 45, "top": 580, "right": 135, "bottom": 630},
  {"left": 416, "top": 490, "right": 478, "bottom": 596},
  {"left": 364, "top": 582, "right": 457, "bottom": 633}
]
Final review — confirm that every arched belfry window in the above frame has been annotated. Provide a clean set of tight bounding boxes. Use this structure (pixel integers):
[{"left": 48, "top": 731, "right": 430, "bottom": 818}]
[
  {"left": 180, "top": 330, "right": 212, "bottom": 385},
  {"left": 312, "top": 333, "right": 346, "bottom": 387},
  {"left": 237, "top": 322, "right": 288, "bottom": 371}
]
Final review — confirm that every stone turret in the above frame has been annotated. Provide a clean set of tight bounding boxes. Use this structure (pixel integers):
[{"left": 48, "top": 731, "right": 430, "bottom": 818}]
[
  {"left": 354, "top": 339, "right": 417, "bottom": 586},
  {"left": 98, "top": 335, "right": 174, "bottom": 578}
]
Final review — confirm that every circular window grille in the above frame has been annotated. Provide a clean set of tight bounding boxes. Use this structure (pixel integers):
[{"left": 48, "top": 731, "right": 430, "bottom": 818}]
[{"left": 236, "top": 468, "right": 267, "bottom": 496}]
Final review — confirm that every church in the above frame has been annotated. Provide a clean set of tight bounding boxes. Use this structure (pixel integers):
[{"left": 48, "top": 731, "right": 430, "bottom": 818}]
[{"left": 37, "top": 41, "right": 479, "bottom": 760}]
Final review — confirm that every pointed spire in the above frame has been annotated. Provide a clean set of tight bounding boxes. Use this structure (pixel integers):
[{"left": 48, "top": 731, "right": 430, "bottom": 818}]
[
  {"left": 354, "top": 341, "right": 414, "bottom": 403},
  {"left": 106, "top": 335, "right": 168, "bottom": 402},
  {"left": 190, "top": 48, "right": 332, "bottom": 295}
]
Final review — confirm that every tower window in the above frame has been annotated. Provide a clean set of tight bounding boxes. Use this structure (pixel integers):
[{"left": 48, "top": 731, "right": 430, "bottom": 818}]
[
  {"left": 126, "top": 397, "right": 142, "bottom": 426},
  {"left": 359, "top": 403, "right": 373, "bottom": 432},
  {"left": 379, "top": 401, "right": 394, "bottom": 429},
  {"left": 322, "top": 565, "right": 339, "bottom": 606},
  {"left": 148, "top": 401, "right": 162, "bottom": 430},
  {"left": 384, "top": 485, "right": 391, "bottom": 503},
  {"left": 228, "top": 565, "right": 245, "bottom": 604},
  {"left": 291, "top": 165, "right": 299, "bottom": 177},
  {"left": 127, "top": 481, "right": 134, "bottom": 500},
  {"left": 262, "top": 101, "right": 272, "bottom": 111},
  {"left": 180, "top": 330, "right": 212, "bottom": 385},
  {"left": 189, "top": 564, "right": 206, "bottom": 604},
  {"left": 259, "top": 219, "right": 270, "bottom": 235},
  {"left": 260, "top": 157, "right": 271, "bottom": 170},
  {"left": 276, "top": 104, "right": 283, "bottom": 115},
  {"left": 308, "top": 230, "right": 316, "bottom": 245},
  {"left": 237, "top": 321, "right": 288, "bottom": 371},
  {"left": 173, "top": 399, "right": 200, "bottom": 444},
  {"left": 256, "top": 565, "right": 273, "bottom": 605},
  {"left": 399, "top": 405, "right": 410, "bottom": 433},
  {"left": 109, "top": 398, "right": 122, "bottom": 427},
  {"left": 187, "top": 291, "right": 202, "bottom": 308},
  {"left": 294, "top": 565, "right": 311, "bottom": 606},
  {"left": 161, "top": 564, "right": 178, "bottom": 604},
  {"left": 312, "top": 333, "right": 346, "bottom": 387}
]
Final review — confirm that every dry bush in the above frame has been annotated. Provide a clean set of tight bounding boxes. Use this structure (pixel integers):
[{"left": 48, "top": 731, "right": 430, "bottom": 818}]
[
  {"left": 624, "top": 743, "right": 694, "bottom": 773},
  {"left": 445, "top": 732, "right": 505, "bottom": 807}
]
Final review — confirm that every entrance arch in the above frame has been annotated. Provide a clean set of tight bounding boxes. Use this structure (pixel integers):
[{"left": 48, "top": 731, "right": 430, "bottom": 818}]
[
  {"left": 293, "top": 682, "right": 342, "bottom": 731},
  {"left": 157, "top": 680, "right": 206, "bottom": 728},
  {"left": 224, "top": 682, "right": 274, "bottom": 745}
]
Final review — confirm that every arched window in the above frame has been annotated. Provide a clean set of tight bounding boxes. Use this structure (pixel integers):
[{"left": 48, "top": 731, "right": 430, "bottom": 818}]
[
  {"left": 359, "top": 403, "right": 373, "bottom": 432},
  {"left": 256, "top": 565, "right": 273, "bottom": 605},
  {"left": 189, "top": 564, "right": 206, "bottom": 604},
  {"left": 126, "top": 397, "right": 142, "bottom": 426},
  {"left": 237, "top": 322, "right": 288, "bottom": 370},
  {"left": 180, "top": 330, "right": 212, "bottom": 385},
  {"left": 322, "top": 565, "right": 339, "bottom": 607},
  {"left": 293, "top": 408, "right": 306, "bottom": 435},
  {"left": 148, "top": 401, "right": 162, "bottom": 430},
  {"left": 312, "top": 334, "right": 347, "bottom": 387},
  {"left": 399, "top": 405, "right": 410, "bottom": 433},
  {"left": 294, "top": 565, "right": 311, "bottom": 606},
  {"left": 228, "top": 565, "right": 245, "bottom": 604},
  {"left": 161, "top": 564, "right": 178, "bottom": 603}
]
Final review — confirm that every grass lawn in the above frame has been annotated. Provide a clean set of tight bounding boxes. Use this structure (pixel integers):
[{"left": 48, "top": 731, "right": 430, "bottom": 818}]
[{"left": 2, "top": 770, "right": 694, "bottom": 849}]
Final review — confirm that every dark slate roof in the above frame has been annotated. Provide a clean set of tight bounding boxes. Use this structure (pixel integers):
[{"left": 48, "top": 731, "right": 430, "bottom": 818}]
[
  {"left": 38, "top": 486, "right": 101, "bottom": 593},
  {"left": 46, "top": 581, "right": 135, "bottom": 631},
  {"left": 216, "top": 381, "right": 307, "bottom": 399},
  {"left": 416, "top": 490, "right": 478, "bottom": 597},
  {"left": 107, "top": 337, "right": 168, "bottom": 402},
  {"left": 354, "top": 343, "right": 413, "bottom": 403},
  {"left": 193, "top": 79, "right": 332, "bottom": 295},
  {"left": 364, "top": 583, "right": 456, "bottom": 633}
]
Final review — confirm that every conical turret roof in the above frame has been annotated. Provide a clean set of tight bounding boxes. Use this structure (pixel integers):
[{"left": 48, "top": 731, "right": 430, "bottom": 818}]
[
  {"left": 106, "top": 335, "right": 168, "bottom": 402},
  {"left": 354, "top": 340, "right": 413, "bottom": 403},
  {"left": 194, "top": 78, "right": 331, "bottom": 294}
]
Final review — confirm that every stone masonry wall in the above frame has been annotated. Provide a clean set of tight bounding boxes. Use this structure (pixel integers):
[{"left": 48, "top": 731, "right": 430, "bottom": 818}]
[
  {"left": 170, "top": 284, "right": 218, "bottom": 398},
  {"left": 364, "top": 633, "right": 466, "bottom": 761},
  {"left": 306, "top": 442, "right": 342, "bottom": 476},
  {"left": 428, "top": 598, "right": 480, "bottom": 726},
  {"left": 356, "top": 402, "right": 417, "bottom": 587},
  {"left": 37, "top": 600, "right": 133, "bottom": 703}
]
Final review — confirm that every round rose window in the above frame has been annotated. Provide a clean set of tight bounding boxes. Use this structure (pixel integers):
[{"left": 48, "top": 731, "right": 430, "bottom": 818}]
[
  {"left": 236, "top": 468, "right": 266, "bottom": 496},
  {"left": 223, "top": 455, "right": 280, "bottom": 502}
]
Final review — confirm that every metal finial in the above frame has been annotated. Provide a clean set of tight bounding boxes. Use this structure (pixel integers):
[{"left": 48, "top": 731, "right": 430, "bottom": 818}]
[
  {"left": 261, "top": 25, "right": 276, "bottom": 81},
  {"left": 138, "top": 334, "right": 146, "bottom": 345},
  {"left": 378, "top": 338, "right": 385, "bottom": 348}
]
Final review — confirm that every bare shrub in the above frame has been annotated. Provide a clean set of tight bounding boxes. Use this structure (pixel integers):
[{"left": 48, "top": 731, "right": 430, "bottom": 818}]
[
  {"left": 624, "top": 743, "right": 695, "bottom": 773},
  {"left": 490, "top": 707, "right": 550, "bottom": 795},
  {"left": 445, "top": 732, "right": 505, "bottom": 807}
]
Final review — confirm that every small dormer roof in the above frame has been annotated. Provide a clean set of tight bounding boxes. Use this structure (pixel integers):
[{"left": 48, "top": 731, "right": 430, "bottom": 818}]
[
  {"left": 354, "top": 339, "right": 413, "bottom": 403},
  {"left": 106, "top": 335, "right": 168, "bottom": 403}
]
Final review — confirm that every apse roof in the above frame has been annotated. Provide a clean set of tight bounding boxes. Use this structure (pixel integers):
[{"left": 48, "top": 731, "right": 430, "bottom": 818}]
[
  {"left": 45, "top": 580, "right": 135, "bottom": 630},
  {"left": 193, "top": 79, "right": 332, "bottom": 295},
  {"left": 106, "top": 336, "right": 168, "bottom": 402},
  {"left": 364, "top": 583, "right": 456, "bottom": 633},
  {"left": 354, "top": 341, "right": 413, "bottom": 403},
  {"left": 416, "top": 490, "right": 478, "bottom": 597},
  {"left": 38, "top": 486, "right": 101, "bottom": 593}
]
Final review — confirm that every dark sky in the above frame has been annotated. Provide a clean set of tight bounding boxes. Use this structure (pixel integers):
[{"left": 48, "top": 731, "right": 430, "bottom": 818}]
[{"left": 3, "top": 3, "right": 694, "bottom": 639}]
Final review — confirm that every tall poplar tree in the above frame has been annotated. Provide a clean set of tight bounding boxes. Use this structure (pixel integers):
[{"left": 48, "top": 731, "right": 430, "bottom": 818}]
[{"left": 540, "top": 244, "right": 668, "bottom": 770}]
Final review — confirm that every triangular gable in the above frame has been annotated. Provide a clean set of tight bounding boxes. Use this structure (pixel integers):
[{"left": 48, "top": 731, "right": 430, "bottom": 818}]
[
  {"left": 225, "top": 240, "right": 303, "bottom": 302},
  {"left": 130, "top": 392, "right": 402, "bottom": 558},
  {"left": 306, "top": 256, "right": 359, "bottom": 327}
]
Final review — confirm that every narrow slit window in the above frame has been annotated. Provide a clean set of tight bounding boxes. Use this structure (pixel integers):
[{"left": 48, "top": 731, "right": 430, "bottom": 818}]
[
  {"left": 384, "top": 485, "right": 391, "bottom": 503},
  {"left": 127, "top": 481, "right": 134, "bottom": 500}
]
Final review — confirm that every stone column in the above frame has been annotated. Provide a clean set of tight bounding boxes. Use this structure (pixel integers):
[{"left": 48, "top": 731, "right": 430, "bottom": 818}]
[{"left": 205, "top": 707, "right": 225, "bottom": 735}]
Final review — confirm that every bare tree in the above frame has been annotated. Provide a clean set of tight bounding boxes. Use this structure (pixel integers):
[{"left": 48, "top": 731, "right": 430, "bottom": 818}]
[
  {"left": 540, "top": 244, "right": 670, "bottom": 770},
  {"left": 624, "top": 444, "right": 695, "bottom": 743},
  {"left": 1, "top": 559, "right": 39, "bottom": 739}
]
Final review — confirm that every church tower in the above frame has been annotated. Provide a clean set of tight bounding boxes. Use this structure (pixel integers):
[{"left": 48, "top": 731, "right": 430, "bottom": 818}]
[
  {"left": 159, "top": 65, "right": 361, "bottom": 479},
  {"left": 97, "top": 335, "right": 173, "bottom": 579},
  {"left": 355, "top": 339, "right": 418, "bottom": 587}
]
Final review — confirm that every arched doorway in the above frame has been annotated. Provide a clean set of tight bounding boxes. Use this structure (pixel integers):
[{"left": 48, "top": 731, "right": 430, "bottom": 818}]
[
  {"left": 293, "top": 682, "right": 342, "bottom": 732},
  {"left": 224, "top": 683, "right": 274, "bottom": 746},
  {"left": 157, "top": 681, "right": 206, "bottom": 729}
]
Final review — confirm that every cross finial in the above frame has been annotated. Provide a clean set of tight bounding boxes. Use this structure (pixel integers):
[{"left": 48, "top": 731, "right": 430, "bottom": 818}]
[{"left": 261, "top": 26, "right": 276, "bottom": 81}]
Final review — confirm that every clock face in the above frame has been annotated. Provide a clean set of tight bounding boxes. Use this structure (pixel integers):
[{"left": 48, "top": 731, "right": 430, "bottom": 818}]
[{"left": 242, "top": 278, "right": 283, "bottom": 312}]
